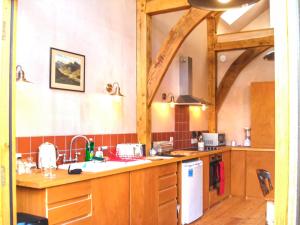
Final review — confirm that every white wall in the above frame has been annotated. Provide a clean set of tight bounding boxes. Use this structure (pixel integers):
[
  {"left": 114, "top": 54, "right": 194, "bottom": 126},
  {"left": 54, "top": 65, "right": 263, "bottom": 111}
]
[{"left": 16, "top": 0, "right": 136, "bottom": 136}]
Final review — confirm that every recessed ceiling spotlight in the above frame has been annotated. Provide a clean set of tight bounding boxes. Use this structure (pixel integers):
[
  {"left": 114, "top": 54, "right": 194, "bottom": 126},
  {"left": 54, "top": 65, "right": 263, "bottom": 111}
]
[{"left": 188, "top": 0, "right": 260, "bottom": 11}]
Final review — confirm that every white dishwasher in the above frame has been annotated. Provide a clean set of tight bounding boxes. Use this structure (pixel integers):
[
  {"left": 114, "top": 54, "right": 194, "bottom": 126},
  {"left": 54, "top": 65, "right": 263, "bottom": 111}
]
[{"left": 181, "top": 159, "right": 203, "bottom": 225}]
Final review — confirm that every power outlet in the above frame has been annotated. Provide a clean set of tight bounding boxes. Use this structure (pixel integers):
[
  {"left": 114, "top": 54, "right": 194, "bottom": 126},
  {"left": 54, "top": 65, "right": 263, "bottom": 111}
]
[{"left": 170, "top": 137, "right": 173, "bottom": 142}]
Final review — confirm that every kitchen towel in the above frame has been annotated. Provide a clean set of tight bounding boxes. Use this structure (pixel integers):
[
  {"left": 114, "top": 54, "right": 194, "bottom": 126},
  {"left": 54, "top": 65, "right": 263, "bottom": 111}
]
[{"left": 218, "top": 161, "right": 225, "bottom": 195}]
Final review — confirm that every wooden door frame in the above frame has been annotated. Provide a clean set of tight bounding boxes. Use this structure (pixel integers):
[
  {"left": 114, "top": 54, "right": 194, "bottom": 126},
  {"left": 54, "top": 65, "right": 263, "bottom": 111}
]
[{"left": 0, "top": 0, "right": 17, "bottom": 224}]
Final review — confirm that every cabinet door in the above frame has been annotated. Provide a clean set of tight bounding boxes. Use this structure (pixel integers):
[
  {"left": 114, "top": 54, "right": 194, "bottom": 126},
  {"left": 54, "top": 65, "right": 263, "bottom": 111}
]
[
  {"left": 130, "top": 167, "right": 159, "bottom": 225},
  {"left": 251, "top": 82, "right": 275, "bottom": 148},
  {"left": 231, "top": 151, "right": 246, "bottom": 197},
  {"left": 92, "top": 173, "right": 130, "bottom": 225},
  {"left": 200, "top": 156, "right": 209, "bottom": 211}
]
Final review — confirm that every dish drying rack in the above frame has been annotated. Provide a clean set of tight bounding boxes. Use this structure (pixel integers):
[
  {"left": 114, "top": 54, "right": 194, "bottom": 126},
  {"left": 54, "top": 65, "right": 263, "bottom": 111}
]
[{"left": 114, "top": 144, "right": 145, "bottom": 161}]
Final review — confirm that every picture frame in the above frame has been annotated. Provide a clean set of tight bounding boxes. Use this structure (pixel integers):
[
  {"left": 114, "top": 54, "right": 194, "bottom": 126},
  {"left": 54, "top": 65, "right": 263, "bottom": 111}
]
[{"left": 50, "top": 48, "right": 85, "bottom": 92}]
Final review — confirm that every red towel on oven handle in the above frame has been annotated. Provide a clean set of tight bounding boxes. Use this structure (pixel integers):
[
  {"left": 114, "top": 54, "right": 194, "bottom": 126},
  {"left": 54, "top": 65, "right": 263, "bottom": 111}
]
[{"left": 218, "top": 161, "right": 225, "bottom": 195}]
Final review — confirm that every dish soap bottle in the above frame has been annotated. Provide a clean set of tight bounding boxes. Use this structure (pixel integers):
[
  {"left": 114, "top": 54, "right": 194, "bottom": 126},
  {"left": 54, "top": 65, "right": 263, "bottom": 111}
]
[{"left": 85, "top": 138, "right": 95, "bottom": 161}]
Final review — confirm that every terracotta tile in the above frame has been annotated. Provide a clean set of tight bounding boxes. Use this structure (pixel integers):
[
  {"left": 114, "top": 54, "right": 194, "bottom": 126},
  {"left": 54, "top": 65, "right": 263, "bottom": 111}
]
[
  {"left": 76, "top": 137, "right": 87, "bottom": 150},
  {"left": 130, "top": 134, "right": 136, "bottom": 143},
  {"left": 31, "top": 136, "right": 43, "bottom": 153},
  {"left": 103, "top": 134, "right": 110, "bottom": 146},
  {"left": 17, "top": 137, "right": 30, "bottom": 154},
  {"left": 132, "top": 134, "right": 138, "bottom": 143},
  {"left": 124, "top": 134, "right": 131, "bottom": 143},
  {"left": 65, "top": 135, "right": 74, "bottom": 150},
  {"left": 111, "top": 134, "right": 118, "bottom": 146},
  {"left": 29, "top": 152, "right": 38, "bottom": 165},
  {"left": 54, "top": 136, "right": 65, "bottom": 151},
  {"left": 95, "top": 135, "right": 103, "bottom": 147},
  {"left": 44, "top": 136, "right": 54, "bottom": 144},
  {"left": 117, "top": 134, "right": 124, "bottom": 144},
  {"left": 152, "top": 133, "right": 157, "bottom": 141}
]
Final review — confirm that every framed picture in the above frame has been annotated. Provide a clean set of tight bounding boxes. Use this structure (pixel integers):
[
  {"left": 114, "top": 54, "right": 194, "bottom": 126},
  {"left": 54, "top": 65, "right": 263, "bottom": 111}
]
[{"left": 50, "top": 48, "right": 85, "bottom": 92}]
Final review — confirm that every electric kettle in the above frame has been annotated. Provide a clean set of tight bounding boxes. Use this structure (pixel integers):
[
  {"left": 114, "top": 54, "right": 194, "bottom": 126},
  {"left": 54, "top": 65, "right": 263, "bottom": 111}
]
[{"left": 38, "top": 142, "right": 58, "bottom": 169}]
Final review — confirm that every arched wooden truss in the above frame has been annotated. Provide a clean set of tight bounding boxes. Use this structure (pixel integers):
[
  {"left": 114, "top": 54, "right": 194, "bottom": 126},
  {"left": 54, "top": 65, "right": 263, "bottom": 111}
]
[{"left": 136, "top": 0, "right": 274, "bottom": 151}]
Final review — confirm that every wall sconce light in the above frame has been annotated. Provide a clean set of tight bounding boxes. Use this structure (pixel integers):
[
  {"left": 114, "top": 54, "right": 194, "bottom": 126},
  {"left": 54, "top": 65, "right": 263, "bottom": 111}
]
[
  {"left": 106, "top": 82, "right": 124, "bottom": 97},
  {"left": 162, "top": 93, "right": 176, "bottom": 108},
  {"left": 16, "top": 65, "right": 32, "bottom": 83}
]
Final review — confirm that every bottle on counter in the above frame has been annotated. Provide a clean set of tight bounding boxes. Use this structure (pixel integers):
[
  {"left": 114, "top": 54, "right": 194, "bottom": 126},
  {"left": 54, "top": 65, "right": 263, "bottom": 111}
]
[
  {"left": 85, "top": 138, "right": 95, "bottom": 161},
  {"left": 198, "top": 134, "right": 205, "bottom": 151}
]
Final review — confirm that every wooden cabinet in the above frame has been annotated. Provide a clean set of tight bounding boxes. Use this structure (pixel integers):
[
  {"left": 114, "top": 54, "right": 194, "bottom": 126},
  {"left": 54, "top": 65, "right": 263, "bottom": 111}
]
[
  {"left": 199, "top": 156, "right": 209, "bottom": 211},
  {"left": 158, "top": 163, "right": 178, "bottom": 225},
  {"left": 231, "top": 150, "right": 275, "bottom": 200},
  {"left": 251, "top": 82, "right": 275, "bottom": 148},
  {"left": 246, "top": 151, "right": 275, "bottom": 199},
  {"left": 17, "top": 180, "right": 92, "bottom": 224},
  {"left": 92, "top": 173, "right": 130, "bottom": 225},
  {"left": 231, "top": 151, "right": 246, "bottom": 197},
  {"left": 209, "top": 151, "right": 231, "bottom": 207},
  {"left": 130, "top": 163, "right": 178, "bottom": 225}
]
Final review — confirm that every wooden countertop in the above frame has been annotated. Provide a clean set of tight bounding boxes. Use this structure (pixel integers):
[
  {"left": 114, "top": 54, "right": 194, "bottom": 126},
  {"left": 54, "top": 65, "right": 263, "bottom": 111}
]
[
  {"left": 17, "top": 147, "right": 231, "bottom": 189},
  {"left": 231, "top": 146, "right": 275, "bottom": 152}
]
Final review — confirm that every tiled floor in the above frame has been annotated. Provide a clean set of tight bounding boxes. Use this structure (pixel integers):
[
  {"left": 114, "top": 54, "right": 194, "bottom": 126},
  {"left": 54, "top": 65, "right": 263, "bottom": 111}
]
[{"left": 190, "top": 197, "right": 266, "bottom": 225}]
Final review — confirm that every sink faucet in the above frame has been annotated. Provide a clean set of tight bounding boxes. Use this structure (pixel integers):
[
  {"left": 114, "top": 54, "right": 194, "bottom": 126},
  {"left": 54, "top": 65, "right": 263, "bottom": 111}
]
[{"left": 63, "top": 135, "right": 90, "bottom": 163}]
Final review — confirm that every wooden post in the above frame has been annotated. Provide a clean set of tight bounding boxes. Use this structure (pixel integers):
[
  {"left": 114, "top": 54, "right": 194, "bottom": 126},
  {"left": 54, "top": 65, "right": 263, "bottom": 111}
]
[
  {"left": 137, "top": 0, "right": 152, "bottom": 153},
  {"left": 0, "top": 0, "right": 17, "bottom": 224},
  {"left": 207, "top": 16, "right": 217, "bottom": 132}
]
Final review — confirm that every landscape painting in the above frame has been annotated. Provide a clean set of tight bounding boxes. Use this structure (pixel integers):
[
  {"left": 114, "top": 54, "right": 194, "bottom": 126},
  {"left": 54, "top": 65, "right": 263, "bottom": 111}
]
[{"left": 50, "top": 48, "right": 85, "bottom": 92}]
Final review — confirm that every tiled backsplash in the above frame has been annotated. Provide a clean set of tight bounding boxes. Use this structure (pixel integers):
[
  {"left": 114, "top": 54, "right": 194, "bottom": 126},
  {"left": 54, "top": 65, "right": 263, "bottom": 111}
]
[
  {"left": 16, "top": 133, "right": 138, "bottom": 163},
  {"left": 17, "top": 106, "right": 194, "bottom": 162}
]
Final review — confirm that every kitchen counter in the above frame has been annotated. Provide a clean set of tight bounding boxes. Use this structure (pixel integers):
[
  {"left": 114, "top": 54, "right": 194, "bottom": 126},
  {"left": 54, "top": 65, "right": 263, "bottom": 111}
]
[
  {"left": 231, "top": 146, "right": 275, "bottom": 152},
  {"left": 17, "top": 147, "right": 231, "bottom": 189}
]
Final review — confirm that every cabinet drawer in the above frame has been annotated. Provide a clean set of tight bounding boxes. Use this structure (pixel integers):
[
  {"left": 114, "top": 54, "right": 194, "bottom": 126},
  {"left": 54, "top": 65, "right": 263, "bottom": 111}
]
[
  {"left": 159, "top": 163, "right": 177, "bottom": 177},
  {"left": 158, "top": 200, "right": 177, "bottom": 225},
  {"left": 48, "top": 199, "right": 92, "bottom": 224},
  {"left": 159, "top": 186, "right": 177, "bottom": 205},
  {"left": 159, "top": 174, "right": 177, "bottom": 190},
  {"left": 48, "top": 181, "right": 91, "bottom": 204}
]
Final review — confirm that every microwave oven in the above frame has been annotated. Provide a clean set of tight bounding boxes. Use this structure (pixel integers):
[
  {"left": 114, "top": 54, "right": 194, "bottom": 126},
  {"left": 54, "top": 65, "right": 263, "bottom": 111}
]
[{"left": 202, "top": 133, "right": 226, "bottom": 146}]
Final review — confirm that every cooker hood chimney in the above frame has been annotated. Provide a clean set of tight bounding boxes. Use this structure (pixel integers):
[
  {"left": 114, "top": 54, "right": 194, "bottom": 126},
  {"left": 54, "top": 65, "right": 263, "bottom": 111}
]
[{"left": 176, "top": 56, "right": 210, "bottom": 106}]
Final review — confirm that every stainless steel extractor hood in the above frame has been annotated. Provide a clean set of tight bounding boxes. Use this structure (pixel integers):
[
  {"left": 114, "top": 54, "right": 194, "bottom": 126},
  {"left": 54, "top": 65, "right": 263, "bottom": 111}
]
[{"left": 176, "top": 56, "right": 210, "bottom": 106}]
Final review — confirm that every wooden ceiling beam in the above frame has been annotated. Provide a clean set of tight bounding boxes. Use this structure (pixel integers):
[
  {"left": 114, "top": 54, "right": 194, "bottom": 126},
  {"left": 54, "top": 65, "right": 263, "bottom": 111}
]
[
  {"left": 215, "top": 35, "right": 274, "bottom": 51},
  {"left": 147, "top": 8, "right": 211, "bottom": 106},
  {"left": 216, "top": 46, "right": 271, "bottom": 113},
  {"left": 146, "top": 0, "right": 190, "bottom": 15}
]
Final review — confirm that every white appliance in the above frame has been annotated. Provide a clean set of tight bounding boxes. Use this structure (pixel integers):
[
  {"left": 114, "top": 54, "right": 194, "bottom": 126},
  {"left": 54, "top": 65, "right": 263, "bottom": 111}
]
[
  {"left": 181, "top": 160, "right": 203, "bottom": 225},
  {"left": 38, "top": 142, "right": 57, "bottom": 169}
]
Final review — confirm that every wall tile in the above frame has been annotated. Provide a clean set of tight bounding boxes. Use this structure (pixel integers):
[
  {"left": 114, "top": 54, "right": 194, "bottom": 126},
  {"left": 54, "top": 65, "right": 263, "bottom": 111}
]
[
  {"left": 44, "top": 136, "right": 55, "bottom": 144},
  {"left": 55, "top": 136, "right": 66, "bottom": 151},
  {"left": 31, "top": 136, "right": 43, "bottom": 153},
  {"left": 17, "top": 137, "right": 30, "bottom": 154}
]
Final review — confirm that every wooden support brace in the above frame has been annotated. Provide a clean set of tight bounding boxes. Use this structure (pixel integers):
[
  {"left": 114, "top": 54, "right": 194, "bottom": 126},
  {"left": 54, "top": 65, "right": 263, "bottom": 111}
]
[
  {"left": 207, "top": 15, "right": 218, "bottom": 132},
  {"left": 215, "top": 35, "right": 274, "bottom": 51},
  {"left": 216, "top": 46, "right": 271, "bottom": 113},
  {"left": 137, "top": 0, "right": 152, "bottom": 153},
  {"left": 147, "top": 8, "right": 210, "bottom": 106}
]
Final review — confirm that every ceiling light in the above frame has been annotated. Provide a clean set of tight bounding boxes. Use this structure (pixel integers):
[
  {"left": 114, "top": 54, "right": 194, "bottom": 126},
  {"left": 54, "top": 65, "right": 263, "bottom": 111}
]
[{"left": 188, "top": 0, "right": 260, "bottom": 11}]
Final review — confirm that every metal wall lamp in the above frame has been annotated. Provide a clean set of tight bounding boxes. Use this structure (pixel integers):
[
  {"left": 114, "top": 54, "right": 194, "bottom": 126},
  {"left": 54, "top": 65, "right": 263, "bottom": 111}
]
[
  {"left": 16, "top": 65, "right": 32, "bottom": 83},
  {"left": 188, "top": 0, "right": 260, "bottom": 11},
  {"left": 162, "top": 93, "right": 176, "bottom": 108},
  {"left": 106, "top": 82, "right": 124, "bottom": 97}
]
